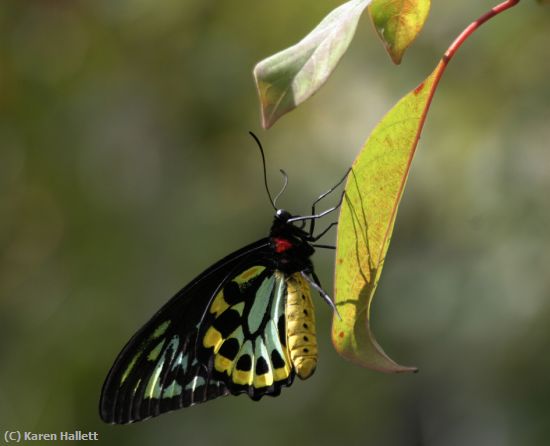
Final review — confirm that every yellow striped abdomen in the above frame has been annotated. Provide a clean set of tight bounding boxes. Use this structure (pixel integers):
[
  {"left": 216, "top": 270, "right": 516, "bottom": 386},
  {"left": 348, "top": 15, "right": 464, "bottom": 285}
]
[{"left": 285, "top": 273, "right": 317, "bottom": 380}]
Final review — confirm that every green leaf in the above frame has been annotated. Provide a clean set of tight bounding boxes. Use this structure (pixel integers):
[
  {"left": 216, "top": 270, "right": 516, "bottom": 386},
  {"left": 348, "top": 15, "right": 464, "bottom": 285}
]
[
  {"left": 254, "top": 0, "right": 372, "bottom": 129},
  {"left": 332, "top": 61, "right": 445, "bottom": 372},
  {"left": 369, "top": 0, "right": 431, "bottom": 64}
]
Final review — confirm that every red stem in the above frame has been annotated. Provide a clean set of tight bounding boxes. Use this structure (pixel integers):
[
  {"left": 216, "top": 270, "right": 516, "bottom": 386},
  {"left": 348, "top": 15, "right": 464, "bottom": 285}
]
[
  {"left": 421, "top": 0, "right": 522, "bottom": 136},
  {"left": 394, "top": 0, "right": 521, "bottom": 258},
  {"left": 443, "top": 0, "right": 521, "bottom": 63}
]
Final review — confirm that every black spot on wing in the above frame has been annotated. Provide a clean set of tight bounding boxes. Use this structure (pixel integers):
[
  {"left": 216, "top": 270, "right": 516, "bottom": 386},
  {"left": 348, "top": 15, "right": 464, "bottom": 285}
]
[
  {"left": 271, "top": 350, "right": 285, "bottom": 369},
  {"left": 223, "top": 282, "right": 242, "bottom": 305},
  {"left": 236, "top": 354, "right": 252, "bottom": 371},
  {"left": 255, "top": 357, "right": 269, "bottom": 375},
  {"left": 277, "top": 315, "right": 286, "bottom": 347},
  {"left": 218, "top": 338, "right": 239, "bottom": 360},
  {"left": 213, "top": 309, "right": 241, "bottom": 338}
]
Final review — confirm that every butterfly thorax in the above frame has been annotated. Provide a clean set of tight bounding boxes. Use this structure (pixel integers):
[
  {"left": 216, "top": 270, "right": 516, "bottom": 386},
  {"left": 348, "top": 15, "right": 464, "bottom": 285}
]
[{"left": 269, "top": 209, "right": 314, "bottom": 274}]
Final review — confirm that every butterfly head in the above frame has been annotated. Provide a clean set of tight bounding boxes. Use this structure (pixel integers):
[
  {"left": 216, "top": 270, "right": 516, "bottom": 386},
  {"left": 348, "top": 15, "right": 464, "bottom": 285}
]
[
  {"left": 273, "top": 209, "right": 304, "bottom": 235},
  {"left": 275, "top": 208, "right": 292, "bottom": 223},
  {"left": 272, "top": 209, "right": 309, "bottom": 239}
]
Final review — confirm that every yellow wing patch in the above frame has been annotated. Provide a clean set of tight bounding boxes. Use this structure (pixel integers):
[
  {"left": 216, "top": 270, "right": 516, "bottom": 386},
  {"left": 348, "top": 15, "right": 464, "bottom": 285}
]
[
  {"left": 210, "top": 291, "right": 230, "bottom": 316},
  {"left": 233, "top": 265, "right": 266, "bottom": 284},
  {"left": 203, "top": 326, "right": 223, "bottom": 352},
  {"left": 253, "top": 372, "right": 274, "bottom": 388},
  {"left": 214, "top": 355, "right": 233, "bottom": 374},
  {"left": 232, "top": 369, "right": 253, "bottom": 386},
  {"left": 273, "top": 364, "right": 292, "bottom": 381}
]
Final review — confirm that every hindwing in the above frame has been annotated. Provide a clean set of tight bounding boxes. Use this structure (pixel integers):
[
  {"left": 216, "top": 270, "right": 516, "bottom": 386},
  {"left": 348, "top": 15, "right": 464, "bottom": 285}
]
[{"left": 199, "top": 266, "right": 294, "bottom": 399}]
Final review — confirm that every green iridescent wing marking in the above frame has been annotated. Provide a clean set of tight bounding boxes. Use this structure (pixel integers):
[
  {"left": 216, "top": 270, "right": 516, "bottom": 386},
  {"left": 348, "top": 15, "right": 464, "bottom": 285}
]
[{"left": 100, "top": 239, "right": 297, "bottom": 424}]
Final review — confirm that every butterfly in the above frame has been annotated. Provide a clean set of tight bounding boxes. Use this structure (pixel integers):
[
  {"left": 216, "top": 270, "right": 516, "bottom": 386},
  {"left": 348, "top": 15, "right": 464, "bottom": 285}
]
[{"left": 100, "top": 133, "right": 346, "bottom": 424}]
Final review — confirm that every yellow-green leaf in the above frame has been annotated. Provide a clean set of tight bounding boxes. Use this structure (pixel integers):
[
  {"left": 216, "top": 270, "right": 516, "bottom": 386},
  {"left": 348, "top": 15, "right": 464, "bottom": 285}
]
[
  {"left": 254, "top": 0, "right": 372, "bottom": 129},
  {"left": 332, "top": 61, "right": 444, "bottom": 372},
  {"left": 369, "top": 0, "right": 431, "bottom": 64}
]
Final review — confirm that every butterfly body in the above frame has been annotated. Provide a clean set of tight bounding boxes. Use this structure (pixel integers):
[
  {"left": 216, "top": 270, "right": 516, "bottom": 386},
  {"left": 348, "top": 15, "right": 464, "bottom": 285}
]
[
  {"left": 100, "top": 209, "right": 323, "bottom": 424},
  {"left": 284, "top": 273, "right": 317, "bottom": 379}
]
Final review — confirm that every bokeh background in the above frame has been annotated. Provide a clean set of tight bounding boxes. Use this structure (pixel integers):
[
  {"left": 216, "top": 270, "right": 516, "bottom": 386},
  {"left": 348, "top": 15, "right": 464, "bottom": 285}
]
[{"left": 1, "top": 1, "right": 549, "bottom": 445}]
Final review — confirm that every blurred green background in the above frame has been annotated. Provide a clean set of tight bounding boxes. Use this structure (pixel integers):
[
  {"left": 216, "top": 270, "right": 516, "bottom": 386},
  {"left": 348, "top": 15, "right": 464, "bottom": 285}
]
[{"left": 1, "top": 1, "right": 549, "bottom": 445}]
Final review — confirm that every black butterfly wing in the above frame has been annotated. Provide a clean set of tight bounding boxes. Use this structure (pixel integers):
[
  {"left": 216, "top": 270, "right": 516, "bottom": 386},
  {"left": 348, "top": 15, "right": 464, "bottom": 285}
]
[{"left": 100, "top": 238, "right": 296, "bottom": 424}]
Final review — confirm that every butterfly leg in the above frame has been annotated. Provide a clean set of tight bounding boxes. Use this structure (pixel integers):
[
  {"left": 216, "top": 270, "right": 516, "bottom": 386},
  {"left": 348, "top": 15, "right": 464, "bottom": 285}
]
[
  {"left": 301, "top": 271, "right": 342, "bottom": 320},
  {"left": 311, "top": 244, "right": 335, "bottom": 250},
  {"left": 307, "top": 168, "right": 350, "bottom": 237},
  {"left": 310, "top": 222, "right": 337, "bottom": 242},
  {"left": 288, "top": 189, "right": 346, "bottom": 235}
]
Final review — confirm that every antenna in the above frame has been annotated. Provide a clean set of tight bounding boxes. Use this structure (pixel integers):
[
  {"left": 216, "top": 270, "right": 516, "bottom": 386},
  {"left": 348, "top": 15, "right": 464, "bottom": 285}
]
[
  {"left": 273, "top": 169, "right": 288, "bottom": 207},
  {"left": 249, "top": 131, "right": 277, "bottom": 211}
]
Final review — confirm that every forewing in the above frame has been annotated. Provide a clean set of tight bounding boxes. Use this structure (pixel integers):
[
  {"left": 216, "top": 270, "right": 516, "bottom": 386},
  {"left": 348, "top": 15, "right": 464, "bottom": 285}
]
[{"left": 100, "top": 239, "right": 273, "bottom": 424}]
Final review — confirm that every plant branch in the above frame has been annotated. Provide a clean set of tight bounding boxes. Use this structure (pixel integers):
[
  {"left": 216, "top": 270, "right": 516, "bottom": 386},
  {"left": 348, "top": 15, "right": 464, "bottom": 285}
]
[
  {"left": 418, "top": 0, "right": 522, "bottom": 144},
  {"left": 443, "top": 0, "right": 521, "bottom": 63}
]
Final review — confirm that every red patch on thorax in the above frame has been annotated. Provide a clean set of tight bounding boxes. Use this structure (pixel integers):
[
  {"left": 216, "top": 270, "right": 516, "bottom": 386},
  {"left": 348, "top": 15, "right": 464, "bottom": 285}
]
[{"left": 274, "top": 237, "right": 293, "bottom": 253}]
